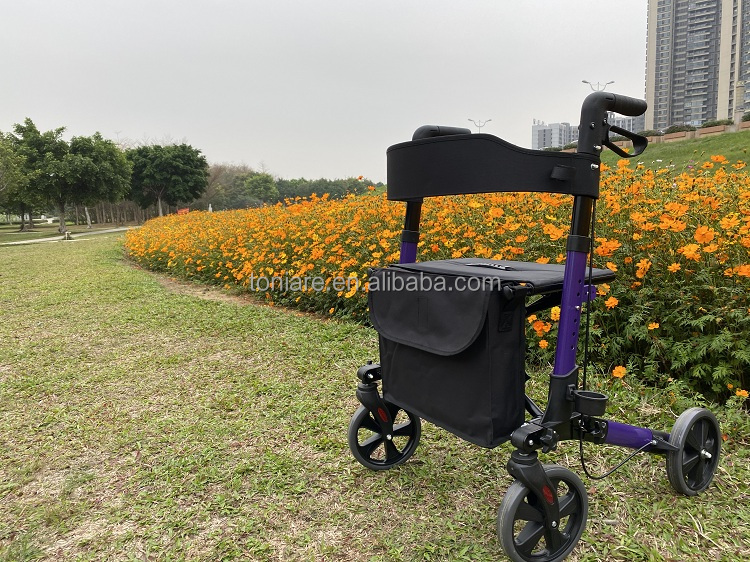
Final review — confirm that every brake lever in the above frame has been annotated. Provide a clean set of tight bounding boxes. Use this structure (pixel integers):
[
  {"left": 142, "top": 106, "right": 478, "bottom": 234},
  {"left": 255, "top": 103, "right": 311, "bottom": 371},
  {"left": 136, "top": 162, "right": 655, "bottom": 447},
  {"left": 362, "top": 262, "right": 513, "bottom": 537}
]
[{"left": 604, "top": 125, "right": 648, "bottom": 158}]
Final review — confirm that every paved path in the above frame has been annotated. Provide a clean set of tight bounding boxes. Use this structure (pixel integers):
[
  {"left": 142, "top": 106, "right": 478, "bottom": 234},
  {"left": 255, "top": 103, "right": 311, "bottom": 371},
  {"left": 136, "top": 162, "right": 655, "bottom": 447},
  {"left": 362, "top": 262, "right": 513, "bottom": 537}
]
[{"left": 0, "top": 226, "right": 134, "bottom": 246}]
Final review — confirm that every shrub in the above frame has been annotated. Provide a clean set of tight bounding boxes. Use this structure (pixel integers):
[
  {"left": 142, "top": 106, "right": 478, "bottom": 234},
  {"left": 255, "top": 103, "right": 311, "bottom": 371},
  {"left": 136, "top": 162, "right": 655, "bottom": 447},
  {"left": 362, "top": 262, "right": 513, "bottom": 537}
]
[
  {"left": 637, "top": 129, "right": 663, "bottom": 137},
  {"left": 742, "top": 112, "right": 750, "bottom": 122},
  {"left": 664, "top": 125, "right": 697, "bottom": 134},
  {"left": 700, "top": 119, "right": 734, "bottom": 128},
  {"left": 125, "top": 158, "right": 750, "bottom": 400}
]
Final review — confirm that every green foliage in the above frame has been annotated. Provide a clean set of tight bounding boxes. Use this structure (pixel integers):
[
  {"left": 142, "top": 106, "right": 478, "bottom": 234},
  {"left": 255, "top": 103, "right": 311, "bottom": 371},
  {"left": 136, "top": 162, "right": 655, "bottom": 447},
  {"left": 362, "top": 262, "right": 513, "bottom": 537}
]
[
  {"left": 127, "top": 144, "right": 209, "bottom": 215},
  {"left": 636, "top": 129, "right": 663, "bottom": 137},
  {"left": 542, "top": 146, "right": 563, "bottom": 152},
  {"left": 742, "top": 112, "right": 750, "bottom": 122},
  {"left": 245, "top": 173, "right": 278, "bottom": 203},
  {"left": 276, "top": 176, "right": 374, "bottom": 201},
  {"left": 0, "top": 135, "right": 29, "bottom": 212},
  {"left": 700, "top": 119, "right": 733, "bottom": 128},
  {"left": 664, "top": 124, "right": 696, "bottom": 133},
  {"left": 562, "top": 142, "right": 578, "bottom": 150},
  {"left": 67, "top": 133, "right": 131, "bottom": 206}
]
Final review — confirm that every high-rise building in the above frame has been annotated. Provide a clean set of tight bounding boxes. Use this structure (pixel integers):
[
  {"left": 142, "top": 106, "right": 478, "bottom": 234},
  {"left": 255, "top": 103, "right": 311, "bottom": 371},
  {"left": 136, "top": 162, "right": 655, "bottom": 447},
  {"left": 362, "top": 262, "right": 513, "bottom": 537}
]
[
  {"left": 645, "top": 0, "right": 749, "bottom": 130},
  {"left": 531, "top": 121, "right": 579, "bottom": 150}
]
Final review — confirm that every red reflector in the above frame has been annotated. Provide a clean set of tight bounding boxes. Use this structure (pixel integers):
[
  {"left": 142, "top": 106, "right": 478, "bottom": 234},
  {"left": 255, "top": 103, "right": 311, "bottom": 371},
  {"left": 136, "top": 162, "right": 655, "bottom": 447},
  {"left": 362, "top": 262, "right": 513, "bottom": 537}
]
[
  {"left": 542, "top": 485, "right": 555, "bottom": 504},
  {"left": 377, "top": 407, "right": 389, "bottom": 423}
]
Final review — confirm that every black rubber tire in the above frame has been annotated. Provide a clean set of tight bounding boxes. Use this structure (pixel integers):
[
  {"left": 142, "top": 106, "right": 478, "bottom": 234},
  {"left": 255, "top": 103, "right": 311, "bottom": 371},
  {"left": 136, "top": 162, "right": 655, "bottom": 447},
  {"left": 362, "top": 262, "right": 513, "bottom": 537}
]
[
  {"left": 347, "top": 404, "right": 420, "bottom": 471},
  {"left": 497, "top": 465, "right": 588, "bottom": 562},
  {"left": 666, "top": 407, "right": 721, "bottom": 496}
]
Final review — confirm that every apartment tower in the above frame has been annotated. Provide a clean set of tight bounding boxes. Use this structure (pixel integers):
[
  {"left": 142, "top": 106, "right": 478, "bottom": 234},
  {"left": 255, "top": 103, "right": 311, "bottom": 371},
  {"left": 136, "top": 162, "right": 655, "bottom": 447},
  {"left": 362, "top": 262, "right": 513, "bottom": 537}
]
[{"left": 645, "top": 0, "right": 749, "bottom": 130}]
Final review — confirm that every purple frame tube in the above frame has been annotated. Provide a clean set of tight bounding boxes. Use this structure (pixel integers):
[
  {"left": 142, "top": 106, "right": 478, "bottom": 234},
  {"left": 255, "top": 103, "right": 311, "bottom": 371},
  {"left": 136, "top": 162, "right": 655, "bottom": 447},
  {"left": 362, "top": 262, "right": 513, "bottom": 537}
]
[
  {"left": 399, "top": 241, "right": 418, "bottom": 264},
  {"left": 605, "top": 421, "right": 657, "bottom": 450},
  {"left": 552, "top": 250, "right": 588, "bottom": 376}
]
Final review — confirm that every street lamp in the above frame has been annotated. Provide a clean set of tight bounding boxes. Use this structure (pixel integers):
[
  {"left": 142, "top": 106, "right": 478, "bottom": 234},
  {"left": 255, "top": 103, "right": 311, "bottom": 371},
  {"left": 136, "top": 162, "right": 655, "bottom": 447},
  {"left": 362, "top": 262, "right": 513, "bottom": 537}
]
[
  {"left": 582, "top": 80, "right": 614, "bottom": 91},
  {"left": 468, "top": 118, "right": 491, "bottom": 133}
]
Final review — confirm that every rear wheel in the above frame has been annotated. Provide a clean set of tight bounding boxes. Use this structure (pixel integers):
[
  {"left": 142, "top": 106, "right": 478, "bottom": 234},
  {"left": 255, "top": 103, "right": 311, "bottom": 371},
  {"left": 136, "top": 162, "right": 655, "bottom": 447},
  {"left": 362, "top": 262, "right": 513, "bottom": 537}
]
[
  {"left": 666, "top": 407, "right": 720, "bottom": 496},
  {"left": 347, "top": 404, "right": 421, "bottom": 471},
  {"left": 497, "top": 465, "right": 588, "bottom": 562}
]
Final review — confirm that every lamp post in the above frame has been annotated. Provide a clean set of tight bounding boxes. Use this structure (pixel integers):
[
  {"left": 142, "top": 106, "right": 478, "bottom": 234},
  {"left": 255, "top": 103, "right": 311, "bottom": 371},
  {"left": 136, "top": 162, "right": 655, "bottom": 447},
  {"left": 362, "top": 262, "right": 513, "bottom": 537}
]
[
  {"left": 468, "top": 118, "right": 491, "bottom": 133},
  {"left": 582, "top": 80, "right": 614, "bottom": 92}
]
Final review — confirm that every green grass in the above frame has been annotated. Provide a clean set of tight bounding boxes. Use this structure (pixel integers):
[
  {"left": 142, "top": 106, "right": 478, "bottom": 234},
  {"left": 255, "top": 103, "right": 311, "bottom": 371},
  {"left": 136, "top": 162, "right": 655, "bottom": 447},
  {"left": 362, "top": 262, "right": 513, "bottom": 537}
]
[
  {"left": 1, "top": 236, "right": 749, "bottom": 560},
  {"left": 601, "top": 128, "right": 750, "bottom": 170}
]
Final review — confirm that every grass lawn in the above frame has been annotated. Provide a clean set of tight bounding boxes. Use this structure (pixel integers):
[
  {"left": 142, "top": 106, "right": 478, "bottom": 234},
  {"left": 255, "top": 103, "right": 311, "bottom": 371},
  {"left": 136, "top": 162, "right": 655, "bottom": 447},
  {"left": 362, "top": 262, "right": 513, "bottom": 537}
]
[
  {"left": 601, "top": 129, "right": 750, "bottom": 170},
  {"left": 1, "top": 236, "right": 749, "bottom": 561}
]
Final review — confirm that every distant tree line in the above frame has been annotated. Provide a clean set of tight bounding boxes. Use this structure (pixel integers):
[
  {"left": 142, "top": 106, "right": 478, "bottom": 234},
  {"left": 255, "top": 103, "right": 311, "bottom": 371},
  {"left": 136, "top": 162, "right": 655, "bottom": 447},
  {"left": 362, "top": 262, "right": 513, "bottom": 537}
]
[
  {"left": 0, "top": 118, "right": 210, "bottom": 232},
  {"left": 1, "top": 117, "right": 381, "bottom": 231},
  {"left": 191, "top": 165, "right": 382, "bottom": 211}
]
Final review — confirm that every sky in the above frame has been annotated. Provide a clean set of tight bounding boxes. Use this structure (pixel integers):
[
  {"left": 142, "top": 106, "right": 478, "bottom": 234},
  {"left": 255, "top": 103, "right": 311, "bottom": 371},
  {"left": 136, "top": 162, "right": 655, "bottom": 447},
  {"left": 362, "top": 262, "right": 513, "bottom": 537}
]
[{"left": 2, "top": 0, "right": 648, "bottom": 184}]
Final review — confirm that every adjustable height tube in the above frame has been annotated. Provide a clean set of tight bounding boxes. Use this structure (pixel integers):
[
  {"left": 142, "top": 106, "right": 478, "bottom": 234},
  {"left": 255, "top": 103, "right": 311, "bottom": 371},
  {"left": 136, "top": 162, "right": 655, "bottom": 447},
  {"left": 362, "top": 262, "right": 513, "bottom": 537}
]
[
  {"left": 399, "top": 201, "right": 422, "bottom": 264},
  {"left": 553, "top": 196, "right": 593, "bottom": 376}
]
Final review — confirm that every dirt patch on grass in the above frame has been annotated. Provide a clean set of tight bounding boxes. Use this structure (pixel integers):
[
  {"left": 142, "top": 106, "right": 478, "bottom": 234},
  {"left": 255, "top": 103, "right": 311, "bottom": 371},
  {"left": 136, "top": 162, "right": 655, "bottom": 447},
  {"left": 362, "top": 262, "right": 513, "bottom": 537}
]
[{"left": 154, "top": 275, "right": 258, "bottom": 307}]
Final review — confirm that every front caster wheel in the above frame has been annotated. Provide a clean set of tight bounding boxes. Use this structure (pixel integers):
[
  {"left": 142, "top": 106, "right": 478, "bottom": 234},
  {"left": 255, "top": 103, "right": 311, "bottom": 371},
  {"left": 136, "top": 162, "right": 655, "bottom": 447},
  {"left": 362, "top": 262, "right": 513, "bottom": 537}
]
[
  {"left": 347, "top": 404, "right": 421, "bottom": 471},
  {"left": 498, "top": 465, "right": 588, "bottom": 562},
  {"left": 666, "top": 407, "right": 721, "bottom": 496}
]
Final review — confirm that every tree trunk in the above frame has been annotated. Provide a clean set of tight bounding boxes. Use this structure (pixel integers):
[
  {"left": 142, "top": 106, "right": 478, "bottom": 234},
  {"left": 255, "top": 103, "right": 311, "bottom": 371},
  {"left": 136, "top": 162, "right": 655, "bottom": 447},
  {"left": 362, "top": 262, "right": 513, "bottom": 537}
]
[
  {"left": 18, "top": 206, "right": 28, "bottom": 231},
  {"left": 84, "top": 206, "right": 93, "bottom": 228},
  {"left": 74, "top": 206, "right": 80, "bottom": 225},
  {"left": 157, "top": 197, "right": 164, "bottom": 216},
  {"left": 58, "top": 202, "right": 67, "bottom": 233}
]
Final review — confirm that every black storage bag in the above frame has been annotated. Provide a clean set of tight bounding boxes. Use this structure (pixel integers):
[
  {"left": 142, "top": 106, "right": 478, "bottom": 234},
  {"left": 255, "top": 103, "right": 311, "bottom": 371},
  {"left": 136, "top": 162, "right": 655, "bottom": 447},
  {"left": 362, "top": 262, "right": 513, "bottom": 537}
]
[{"left": 368, "top": 264, "right": 526, "bottom": 448}]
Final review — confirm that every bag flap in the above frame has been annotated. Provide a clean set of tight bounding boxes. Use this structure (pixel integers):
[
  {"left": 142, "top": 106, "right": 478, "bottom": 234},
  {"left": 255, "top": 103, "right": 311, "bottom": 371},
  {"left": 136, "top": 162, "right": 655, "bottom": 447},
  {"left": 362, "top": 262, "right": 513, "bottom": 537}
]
[{"left": 368, "top": 267, "right": 494, "bottom": 356}]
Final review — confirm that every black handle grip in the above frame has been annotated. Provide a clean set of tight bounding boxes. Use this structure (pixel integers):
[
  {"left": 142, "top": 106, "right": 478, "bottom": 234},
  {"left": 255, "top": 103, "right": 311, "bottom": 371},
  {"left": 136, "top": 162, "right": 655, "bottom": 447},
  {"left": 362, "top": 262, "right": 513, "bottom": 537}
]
[
  {"left": 609, "top": 93, "right": 647, "bottom": 117},
  {"left": 577, "top": 92, "right": 648, "bottom": 157},
  {"left": 412, "top": 125, "right": 472, "bottom": 141}
]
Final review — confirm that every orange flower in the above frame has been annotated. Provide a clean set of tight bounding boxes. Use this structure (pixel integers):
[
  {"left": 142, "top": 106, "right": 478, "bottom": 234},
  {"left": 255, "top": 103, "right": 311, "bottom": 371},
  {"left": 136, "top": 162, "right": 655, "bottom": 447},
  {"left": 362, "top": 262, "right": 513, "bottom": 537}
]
[
  {"left": 694, "top": 226, "right": 716, "bottom": 244},
  {"left": 605, "top": 262, "right": 618, "bottom": 272},
  {"left": 612, "top": 366, "right": 626, "bottom": 378},
  {"left": 550, "top": 306, "right": 561, "bottom": 321},
  {"left": 605, "top": 296, "right": 619, "bottom": 309},
  {"left": 667, "top": 263, "right": 681, "bottom": 273},
  {"left": 648, "top": 322, "right": 659, "bottom": 330},
  {"left": 677, "top": 243, "right": 701, "bottom": 261},
  {"left": 737, "top": 389, "right": 749, "bottom": 398},
  {"left": 635, "top": 258, "right": 652, "bottom": 279},
  {"left": 538, "top": 339, "right": 549, "bottom": 349}
]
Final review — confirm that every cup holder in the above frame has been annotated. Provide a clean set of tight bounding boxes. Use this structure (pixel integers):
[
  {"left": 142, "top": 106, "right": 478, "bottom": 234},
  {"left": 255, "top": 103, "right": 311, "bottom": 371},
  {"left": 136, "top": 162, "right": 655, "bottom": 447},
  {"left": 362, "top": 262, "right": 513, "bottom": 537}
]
[{"left": 573, "top": 389, "right": 608, "bottom": 416}]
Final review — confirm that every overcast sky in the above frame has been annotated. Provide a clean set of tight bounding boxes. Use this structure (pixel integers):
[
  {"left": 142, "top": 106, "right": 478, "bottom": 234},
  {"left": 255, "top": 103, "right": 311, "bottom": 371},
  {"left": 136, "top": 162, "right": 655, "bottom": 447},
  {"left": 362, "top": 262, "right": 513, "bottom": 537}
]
[{"left": 2, "top": 1, "right": 648, "bottom": 183}]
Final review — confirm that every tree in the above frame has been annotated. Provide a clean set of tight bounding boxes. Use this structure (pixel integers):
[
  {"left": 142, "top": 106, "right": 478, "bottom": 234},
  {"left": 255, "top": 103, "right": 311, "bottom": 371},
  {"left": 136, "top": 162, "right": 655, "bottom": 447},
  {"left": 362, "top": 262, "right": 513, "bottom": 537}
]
[
  {"left": 127, "top": 144, "right": 209, "bottom": 216},
  {"left": 66, "top": 133, "right": 131, "bottom": 227},
  {"left": 8, "top": 118, "right": 69, "bottom": 232},
  {"left": 245, "top": 173, "right": 278, "bottom": 203},
  {"left": 0, "top": 135, "right": 29, "bottom": 223}
]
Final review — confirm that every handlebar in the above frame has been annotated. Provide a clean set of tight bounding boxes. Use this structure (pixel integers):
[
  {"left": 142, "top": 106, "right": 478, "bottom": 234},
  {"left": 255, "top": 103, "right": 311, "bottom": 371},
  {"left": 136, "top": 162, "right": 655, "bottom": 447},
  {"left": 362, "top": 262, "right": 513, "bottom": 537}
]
[{"left": 577, "top": 91, "right": 647, "bottom": 157}]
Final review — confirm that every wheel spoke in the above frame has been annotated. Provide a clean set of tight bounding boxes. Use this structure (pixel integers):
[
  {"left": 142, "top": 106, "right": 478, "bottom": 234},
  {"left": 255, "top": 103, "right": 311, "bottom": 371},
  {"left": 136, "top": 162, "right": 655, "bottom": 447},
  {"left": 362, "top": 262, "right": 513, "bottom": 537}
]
[
  {"left": 558, "top": 491, "right": 579, "bottom": 518},
  {"left": 515, "top": 500, "right": 544, "bottom": 522},
  {"left": 685, "top": 420, "right": 705, "bottom": 451},
  {"left": 515, "top": 521, "right": 546, "bottom": 556},
  {"left": 361, "top": 412, "right": 381, "bottom": 434},
  {"left": 384, "top": 438, "right": 401, "bottom": 460},
  {"left": 687, "top": 457, "right": 705, "bottom": 486},
  {"left": 359, "top": 434, "right": 383, "bottom": 459},
  {"left": 392, "top": 420, "right": 413, "bottom": 437},
  {"left": 545, "top": 527, "right": 564, "bottom": 552},
  {"left": 682, "top": 451, "right": 700, "bottom": 475}
]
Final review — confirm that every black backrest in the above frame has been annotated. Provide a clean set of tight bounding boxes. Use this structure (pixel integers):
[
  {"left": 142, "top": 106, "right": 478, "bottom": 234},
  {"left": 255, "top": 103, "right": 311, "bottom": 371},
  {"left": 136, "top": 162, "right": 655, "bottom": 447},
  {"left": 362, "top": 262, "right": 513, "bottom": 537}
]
[{"left": 386, "top": 133, "right": 601, "bottom": 202}]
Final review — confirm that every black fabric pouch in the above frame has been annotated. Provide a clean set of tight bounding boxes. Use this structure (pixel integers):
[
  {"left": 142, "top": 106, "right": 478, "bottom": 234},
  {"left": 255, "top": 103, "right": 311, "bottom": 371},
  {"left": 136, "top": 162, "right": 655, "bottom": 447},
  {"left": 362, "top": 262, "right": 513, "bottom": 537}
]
[{"left": 368, "top": 264, "right": 526, "bottom": 448}]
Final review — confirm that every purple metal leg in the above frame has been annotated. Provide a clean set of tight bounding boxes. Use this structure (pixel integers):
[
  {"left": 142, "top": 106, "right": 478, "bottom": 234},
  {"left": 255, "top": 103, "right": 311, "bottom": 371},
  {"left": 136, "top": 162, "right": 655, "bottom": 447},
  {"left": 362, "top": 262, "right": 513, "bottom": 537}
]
[
  {"left": 553, "top": 250, "right": 588, "bottom": 376},
  {"left": 399, "top": 241, "right": 418, "bottom": 264},
  {"left": 605, "top": 421, "right": 657, "bottom": 449}
]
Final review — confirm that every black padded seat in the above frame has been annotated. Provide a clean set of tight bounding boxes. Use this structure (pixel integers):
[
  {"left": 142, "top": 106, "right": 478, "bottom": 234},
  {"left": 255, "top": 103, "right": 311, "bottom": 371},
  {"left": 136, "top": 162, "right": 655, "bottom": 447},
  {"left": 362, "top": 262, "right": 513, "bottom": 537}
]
[{"left": 386, "top": 258, "right": 615, "bottom": 295}]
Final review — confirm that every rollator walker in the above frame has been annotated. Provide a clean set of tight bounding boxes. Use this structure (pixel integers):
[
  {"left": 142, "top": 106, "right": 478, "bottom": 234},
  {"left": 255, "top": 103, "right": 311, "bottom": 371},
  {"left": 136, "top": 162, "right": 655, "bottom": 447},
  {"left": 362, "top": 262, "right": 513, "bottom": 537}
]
[{"left": 348, "top": 91, "right": 720, "bottom": 561}]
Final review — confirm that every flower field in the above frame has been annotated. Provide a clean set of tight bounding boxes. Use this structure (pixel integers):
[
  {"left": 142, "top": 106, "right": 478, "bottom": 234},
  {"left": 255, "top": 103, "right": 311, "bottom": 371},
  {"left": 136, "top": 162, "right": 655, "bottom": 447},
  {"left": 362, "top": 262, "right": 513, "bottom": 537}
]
[{"left": 125, "top": 158, "right": 750, "bottom": 400}]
